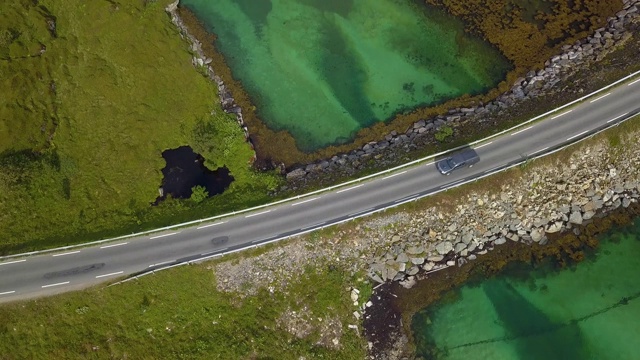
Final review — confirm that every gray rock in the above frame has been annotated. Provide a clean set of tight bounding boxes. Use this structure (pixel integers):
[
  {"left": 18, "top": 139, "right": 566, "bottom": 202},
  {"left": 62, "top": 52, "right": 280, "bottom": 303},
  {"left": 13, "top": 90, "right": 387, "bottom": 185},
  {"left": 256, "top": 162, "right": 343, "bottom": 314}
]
[
  {"left": 396, "top": 252, "right": 409, "bottom": 263},
  {"left": 461, "top": 233, "right": 473, "bottom": 244},
  {"left": 410, "top": 257, "right": 425, "bottom": 265},
  {"left": 583, "top": 210, "right": 596, "bottom": 220},
  {"left": 435, "top": 241, "right": 453, "bottom": 255},
  {"left": 569, "top": 211, "right": 583, "bottom": 225},
  {"left": 530, "top": 228, "right": 545, "bottom": 242},
  {"left": 427, "top": 255, "right": 444, "bottom": 262},
  {"left": 495, "top": 237, "right": 507, "bottom": 245},
  {"left": 408, "top": 265, "right": 420, "bottom": 275},
  {"left": 406, "top": 246, "right": 424, "bottom": 255},
  {"left": 286, "top": 168, "right": 307, "bottom": 180},
  {"left": 423, "top": 262, "right": 435, "bottom": 271},
  {"left": 454, "top": 242, "right": 467, "bottom": 254},
  {"left": 446, "top": 260, "right": 456, "bottom": 266},
  {"left": 546, "top": 222, "right": 563, "bottom": 233}
]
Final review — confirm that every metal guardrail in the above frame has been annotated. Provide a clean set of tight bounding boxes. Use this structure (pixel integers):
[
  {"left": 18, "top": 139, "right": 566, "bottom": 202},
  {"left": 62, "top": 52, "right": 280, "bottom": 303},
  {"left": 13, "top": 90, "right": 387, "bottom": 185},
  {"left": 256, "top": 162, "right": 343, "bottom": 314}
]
[{"left": 3, "top": 69, "right": 640, "bottom": 262}]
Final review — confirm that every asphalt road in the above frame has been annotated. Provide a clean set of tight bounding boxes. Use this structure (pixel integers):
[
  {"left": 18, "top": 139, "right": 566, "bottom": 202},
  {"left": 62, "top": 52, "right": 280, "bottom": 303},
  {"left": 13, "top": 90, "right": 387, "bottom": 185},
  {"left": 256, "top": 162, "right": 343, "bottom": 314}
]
[{"left": 1, "top": 76, "right": 640, "bottom": 303}]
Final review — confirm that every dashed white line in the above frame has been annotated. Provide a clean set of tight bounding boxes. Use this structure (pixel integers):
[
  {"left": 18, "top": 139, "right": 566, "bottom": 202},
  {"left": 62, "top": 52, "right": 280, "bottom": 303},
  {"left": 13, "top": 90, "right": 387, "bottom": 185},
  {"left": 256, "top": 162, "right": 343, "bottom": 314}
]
[
  {"left": 148, "top": 260, "right": 174, "bottom": 268},
  {"left": 567, "top": 130, "right": 589, "bottom": 141},
  {"left": 197, "top": 222, "right": 225, "bottom": 229},
  {"left": 531, "top": 147, "right": 549, "bottom": 155},
  {"left": 245, "top": 210, "right": 271, "bottom": 218},
  {"left": 42, "top": 281, "right": 69, "bottom": 288},
  {"left": 337, "top": 184, "right": 363, "bottom": 193},
  {"left": 52, "top": 250, "right": 80, "bottom": 257},
  {"left": 291, "top": 197, "right": 319, "bottom": 207},
  {"left": 551, "top": 109, "right": 573, "bottom": 119},
  {"left": 474, "top": 141, "right": 493, "bottom": 149},
  {"left": 629, "top": 78, "right": 640, "bottom": 86},
  {"left": 96, "top": 271, "right": 124, "bottom": 279},
  {"left": 0, "top": 259, "right": 26, "bottom": 266},
  {"left": 382, "top": 171, "right": 407, "bottom": 180},
  {"left": 511, "top": 126, "right": 533, "bottom": 136},
  {"left": 607, "top": 112, "right": 628, "bottom": 123},
  {"left": 150, "top": 232, "right": 178, "bottom": 240},
  {"left": 589, "top": 92, "right": 610, "bottom": 103},
  {"left": 0, "top": 291, "right": 16, "bottom": 296},
  {"left": 100, "top": 242, "right": 128, "bottom": 249}
]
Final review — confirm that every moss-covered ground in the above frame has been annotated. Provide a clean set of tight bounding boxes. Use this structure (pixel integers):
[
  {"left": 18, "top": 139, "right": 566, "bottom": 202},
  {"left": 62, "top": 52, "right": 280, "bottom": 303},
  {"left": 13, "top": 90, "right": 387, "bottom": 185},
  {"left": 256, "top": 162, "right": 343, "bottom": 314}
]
[{"left": 0, "top": 0, "right": 283, "bottom": 254}]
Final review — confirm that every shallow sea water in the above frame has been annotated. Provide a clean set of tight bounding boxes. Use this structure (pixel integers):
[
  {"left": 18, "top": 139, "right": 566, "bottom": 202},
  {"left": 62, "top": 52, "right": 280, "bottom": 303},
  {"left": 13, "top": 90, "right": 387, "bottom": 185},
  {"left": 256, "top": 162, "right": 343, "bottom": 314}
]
[
  {"left": 181, "top": 0, "right": 511, "bottom": 151},
  {"left": 412, "top": 219, "right": 640, "bottom": 360}
]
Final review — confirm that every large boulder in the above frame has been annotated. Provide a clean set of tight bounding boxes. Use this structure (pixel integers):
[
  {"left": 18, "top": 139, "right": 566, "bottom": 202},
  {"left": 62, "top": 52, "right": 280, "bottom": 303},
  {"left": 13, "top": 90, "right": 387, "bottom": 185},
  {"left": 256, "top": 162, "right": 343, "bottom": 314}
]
[
  {"left": 435, "top": 241, "right": 453, "bottom": 255},
  {"left": 569, "top": 211, "right": 583, "bottom": 225}
]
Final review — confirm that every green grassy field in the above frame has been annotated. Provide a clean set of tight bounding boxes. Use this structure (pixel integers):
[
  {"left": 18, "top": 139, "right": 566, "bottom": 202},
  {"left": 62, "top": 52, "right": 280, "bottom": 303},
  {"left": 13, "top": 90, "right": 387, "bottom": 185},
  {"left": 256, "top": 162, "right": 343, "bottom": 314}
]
[
  {"left": 0, "top": 261, "right": 369, "bottom": 359},
  {"left": 0, "top": 0, "right": 282, "bottom": 254}
]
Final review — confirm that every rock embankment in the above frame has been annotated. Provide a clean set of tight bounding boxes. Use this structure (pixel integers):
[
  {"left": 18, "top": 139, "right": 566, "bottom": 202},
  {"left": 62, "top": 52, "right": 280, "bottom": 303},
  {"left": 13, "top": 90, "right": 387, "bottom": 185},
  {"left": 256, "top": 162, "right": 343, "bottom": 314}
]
[
  {"left": 286, "top": 0, "right": 640, "bottom": 183},
  {"left": 165, "top": 1, "right": 253, "bottom": 153},
  {"left": 366, "top": 140, "right": 640, "bottom": 285}
]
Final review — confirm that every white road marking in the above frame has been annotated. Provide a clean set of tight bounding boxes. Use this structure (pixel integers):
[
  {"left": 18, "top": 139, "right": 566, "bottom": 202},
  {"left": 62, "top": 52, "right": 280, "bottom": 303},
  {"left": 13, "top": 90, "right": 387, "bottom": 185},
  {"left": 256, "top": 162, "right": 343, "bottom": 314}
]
[
  {"left": 0, "top": 291, "right": 16, "bottom": 296},
  {"left": 100, "top": 242, "right": 128, "bottom": 249},
  {"left": 382, "top": 171, "right": 407, "bottom": 180},
  {"left": 337, "top": 184, "right": 363, "bottom": 193},
  {"left": 567, "top": 130, "right": 589, "bottom": 141},
  {"left": 301, "top": 222, "right": 325, "bottom": 230},
  {"left": 629, "top": 78, "right": 640, "bottom": 86},
  {"left": 197, "top": 222, "right": 226, "bottom": 229},
  {"left": 42, "top": 281, "right": 69, "bottom": 288},
  {"left": 551, "top": 110, "right": 573, "bottom": 119},
  {"left": 95, "top": 271, "right": 124, "bottom": 279},
  {"left": 532, "top": 147, "right": 549, "bottom": 155},
  {"left": 245, "top": 210, "right": 271, "bottom": 218},
  {"left": 148, "top": 260, "right": 174, "bottom": 268},
  {"left": 149, "top": 232, "right": 178, "bottom": 240},
  {"left": 291, "top": 197, "right": 319, "bottom": 207},
  {"left": 0, "top": 259, "right": 26, "bottom": 266},
  {"left": 589, "top": 92, "right": 610, "bottom": 103},
  {"left": 511, "top": 126, "right": 533, "bottom": 136},
  {"left": 474, "top": 141, "right": 493, "bottom": 149},
  {"left": 52, "top": 250, "right": 80, "bottom": 257},
  {"left": 607, "top": 112, "right": 629, "bottom": 123}
]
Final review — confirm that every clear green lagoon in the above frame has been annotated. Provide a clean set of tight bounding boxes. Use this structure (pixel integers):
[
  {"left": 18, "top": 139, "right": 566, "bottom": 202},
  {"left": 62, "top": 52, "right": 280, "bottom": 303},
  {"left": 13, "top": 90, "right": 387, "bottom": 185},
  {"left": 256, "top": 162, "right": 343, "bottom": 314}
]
[
  {"left": 412, "top": 219, "right": 640, "bottom": 360},
  {"left": 181, "top": 0, "right": 511, "bottom": 151}
]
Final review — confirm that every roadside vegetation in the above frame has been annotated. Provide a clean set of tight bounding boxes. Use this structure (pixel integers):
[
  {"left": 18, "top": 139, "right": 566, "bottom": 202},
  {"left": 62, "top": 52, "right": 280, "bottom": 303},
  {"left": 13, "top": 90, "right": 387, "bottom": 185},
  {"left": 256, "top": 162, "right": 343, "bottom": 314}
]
[
  {"left": 0, "top": 262, "right": 369, "bottom": 359},
  {"left": 0, "top": 0, "right": 282, "bottom": 254}
]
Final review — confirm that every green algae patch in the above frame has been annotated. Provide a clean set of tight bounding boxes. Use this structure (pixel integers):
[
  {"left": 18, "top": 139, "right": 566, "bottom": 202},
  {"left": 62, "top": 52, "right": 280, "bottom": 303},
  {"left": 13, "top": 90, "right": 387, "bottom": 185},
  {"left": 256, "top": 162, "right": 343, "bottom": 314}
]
[
  {"left": 181, "top": 0, "right": 511, "bottom": 152},
  {"left": 0, "top": 0, "right": 282, "bottom": 253}
]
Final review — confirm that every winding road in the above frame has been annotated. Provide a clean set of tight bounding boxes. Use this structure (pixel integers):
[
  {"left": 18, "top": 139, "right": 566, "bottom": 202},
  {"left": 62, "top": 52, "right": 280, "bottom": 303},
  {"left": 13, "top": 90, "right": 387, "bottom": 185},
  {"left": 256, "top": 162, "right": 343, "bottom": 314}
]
[{"left": 1, "top": 74, "right": 640, "bottom": 303}]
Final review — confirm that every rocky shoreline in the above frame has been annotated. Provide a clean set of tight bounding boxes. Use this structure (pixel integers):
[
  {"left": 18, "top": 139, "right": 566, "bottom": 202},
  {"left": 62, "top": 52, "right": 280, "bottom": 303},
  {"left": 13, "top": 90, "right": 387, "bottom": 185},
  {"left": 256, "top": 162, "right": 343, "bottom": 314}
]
[
  {"left": 165, "top": 1, "right": 255, "bottom": 158},
  {"left": 285, "top": 0, "right": 640, "bottom": 184}
]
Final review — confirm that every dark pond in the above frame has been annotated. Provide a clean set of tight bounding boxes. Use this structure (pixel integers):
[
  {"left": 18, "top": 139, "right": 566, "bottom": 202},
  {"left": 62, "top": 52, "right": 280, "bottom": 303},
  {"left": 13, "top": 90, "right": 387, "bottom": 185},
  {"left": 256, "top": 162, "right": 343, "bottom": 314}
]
[{"left": 156, "top": 146, "right": 234, "bottom": 202}]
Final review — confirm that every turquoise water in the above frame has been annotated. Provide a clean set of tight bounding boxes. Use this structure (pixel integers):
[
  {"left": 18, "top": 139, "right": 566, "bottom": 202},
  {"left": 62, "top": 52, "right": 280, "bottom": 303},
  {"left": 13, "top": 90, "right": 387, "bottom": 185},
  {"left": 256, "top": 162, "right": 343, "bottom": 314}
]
[
  {"left": 181, "top": 0, "right": 511, "bottom": 151},
  {"left": 412, "top": 219, "right": 640, "bottom": 360}
]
